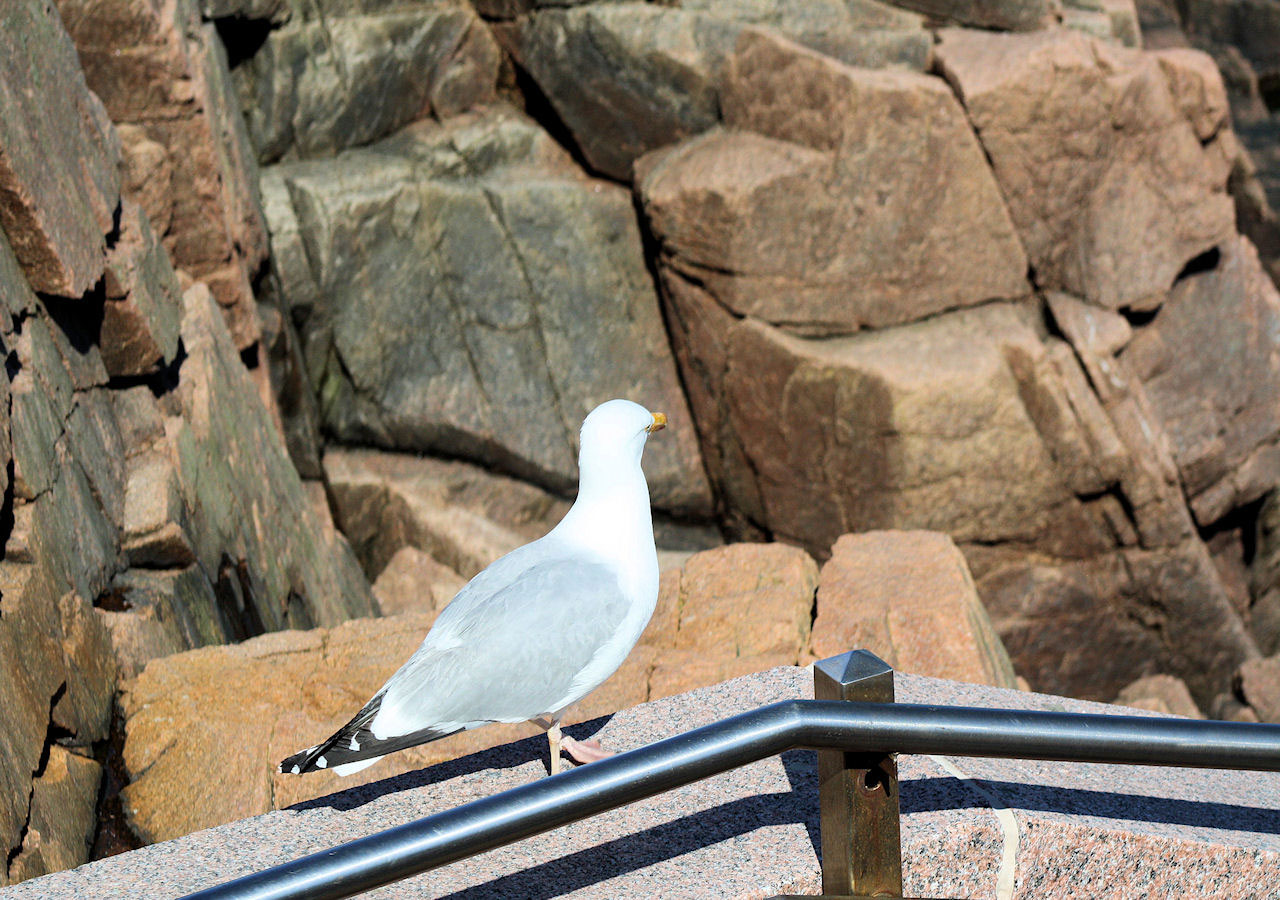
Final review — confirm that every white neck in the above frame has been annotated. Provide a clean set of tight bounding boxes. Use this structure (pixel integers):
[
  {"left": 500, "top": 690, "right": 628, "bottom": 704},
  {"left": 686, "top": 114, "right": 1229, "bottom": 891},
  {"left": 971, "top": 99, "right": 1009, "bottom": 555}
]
[{"left": 551, "top": 452, "right": 657, "bottom": 580}]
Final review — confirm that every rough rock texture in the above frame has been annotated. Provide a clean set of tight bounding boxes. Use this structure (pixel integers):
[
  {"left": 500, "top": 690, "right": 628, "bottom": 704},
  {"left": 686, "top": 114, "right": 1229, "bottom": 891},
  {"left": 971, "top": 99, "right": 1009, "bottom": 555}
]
[
  {"left": 100, "top": 201, "right": 183, "bottom": 379},
  {"left": 1121, "top": 235, "right": 1280, "bottom": 526},
  {"left": 235, "top": 0, "right": 501, "bottom": 163},
  {"left": 265, "top": 105, "right": 712, "bottom": 515},
  {"left": 0, "top": 207, "right": 376, "bottom": 883},
  {"left": 894, "top": 0, "right": 1061, "bottom": 31},
  {"left": 1114, "top": 673, "right": 1203, "bottom": 718},
  {"left": 5, "top": 748, "right": 102, "bottom": 885},
  {"left": 371, "top": 546, "right": 468, "bottom": 618},
  {"left": 57, "top": 0, "right": 269, "bottom": 347},
  {"left": 14, "top": 668, "right": 1280, "bottom": 900},
  {"left": 0, "top": 0, "right": 120, "bottom": 298},
  {"left": 665, "top": 299, "right": 1098, "bottom": 554},
  {"left": 161, "top": 284, "right": 377, "bottom": 633},
  {"left": 812, "top": 532, "right": 1019, "bottom": 689},
  {"left": 640, "top": 30, "right": 1028, "bottom": 336},
  {"left": 325, "top": 448, "right": 573, "bottom": 583},
  {"left": 663, "top": 273, "right": 1259, "bottom": 703},
  {"left": 1236, "top": 654, "right": 1280, "bottom": 723},
  {"left": 507, "top": 3, "right": 932, "bottom": 183},
  {"left": 935, "top": 29, "right": 1237, "bottom": 311},
  {"left": 647, "top": 543, "right": 818, "bottom": 696},
  {"left": 1130, "top": 0, "right": 1280, "bottom": 284}
]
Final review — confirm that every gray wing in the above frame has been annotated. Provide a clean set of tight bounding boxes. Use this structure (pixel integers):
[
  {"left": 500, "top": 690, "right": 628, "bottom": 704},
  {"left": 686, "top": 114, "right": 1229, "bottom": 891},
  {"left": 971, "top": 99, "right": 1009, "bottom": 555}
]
[{"left": 374, "top": 554, "right": 633, "bottom": 735}]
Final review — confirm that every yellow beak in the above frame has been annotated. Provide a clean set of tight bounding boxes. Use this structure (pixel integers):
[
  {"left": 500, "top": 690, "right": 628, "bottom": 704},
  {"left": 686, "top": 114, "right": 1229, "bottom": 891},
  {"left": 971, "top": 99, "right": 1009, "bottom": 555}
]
[{"left": 647, "top": 412, "right": 667, "bottom": 433}]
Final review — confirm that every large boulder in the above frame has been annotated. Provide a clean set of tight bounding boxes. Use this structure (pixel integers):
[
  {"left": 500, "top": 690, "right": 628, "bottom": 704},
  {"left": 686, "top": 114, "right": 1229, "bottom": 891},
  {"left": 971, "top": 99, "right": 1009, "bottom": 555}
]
[
  {"left": 233, "top": 0, "right": 501, "bottom": 163},
  {"left": 646, "top": 543, "right": 818, "bottom": 696},
  {"left": 640, "top": 30, "right": 1028, "bottom": 336},
  {"left": 662, "top": 297, "right": 1106, "bottom": 556},
  {"left": 812, "top": 531, "right": 1019, "bottom": 690},
  {"left": 265, "top": 105, "right": 713, "bottom": 515},
  {"left": 935, "top": 30, "right": 1236, "bottom": 311}
]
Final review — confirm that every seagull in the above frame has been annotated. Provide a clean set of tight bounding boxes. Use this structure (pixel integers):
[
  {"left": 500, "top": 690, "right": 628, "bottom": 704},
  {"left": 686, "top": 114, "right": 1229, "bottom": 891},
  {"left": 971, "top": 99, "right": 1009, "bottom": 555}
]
[{"left": 278, "top": 399, "right": 666, "bottom": 778}]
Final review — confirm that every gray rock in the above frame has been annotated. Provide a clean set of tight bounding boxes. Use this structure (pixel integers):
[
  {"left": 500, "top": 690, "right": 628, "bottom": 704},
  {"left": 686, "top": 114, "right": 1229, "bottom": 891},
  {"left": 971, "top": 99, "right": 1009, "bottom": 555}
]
[
  {"left": 509, "top": 4, "right": 735, "bottom": 181},
  {"left": 267, "top": 105, "right": 713, "bottom": 515},
  {"left": 678, "top": 0, "right": 932, "bottom": 69},
  {"left": 5, "top": 748, "right": 101, "bottom": 885},
  {"left": 237, "top": 3, "right": 500, "bottom": 162},
  {"left": 891, "top": 0, "right": 1060, "bottom": 31}
]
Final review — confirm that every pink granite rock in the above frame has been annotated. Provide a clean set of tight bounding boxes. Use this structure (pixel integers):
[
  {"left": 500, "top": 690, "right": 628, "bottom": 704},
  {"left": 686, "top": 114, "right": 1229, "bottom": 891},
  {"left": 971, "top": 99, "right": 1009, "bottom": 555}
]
[
  {"left": 0, "top": 0, "right": 121, "bottom": 297},
  {"left": 935, "top": 29, "right": 1235, "bottom": 310}
]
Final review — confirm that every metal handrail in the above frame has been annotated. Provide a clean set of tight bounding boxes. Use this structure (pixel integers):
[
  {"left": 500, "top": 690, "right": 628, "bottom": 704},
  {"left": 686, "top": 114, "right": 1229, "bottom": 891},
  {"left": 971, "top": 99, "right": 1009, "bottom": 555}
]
[{"left": 184, "top": 697, "right": 1280, "bottom": 900}]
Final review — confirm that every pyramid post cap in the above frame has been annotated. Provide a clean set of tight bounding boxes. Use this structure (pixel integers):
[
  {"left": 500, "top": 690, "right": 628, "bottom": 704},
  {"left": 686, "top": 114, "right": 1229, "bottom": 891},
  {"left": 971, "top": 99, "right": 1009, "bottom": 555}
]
[{"left": 814, "top": 650, "right": 896, "bottom": 691}]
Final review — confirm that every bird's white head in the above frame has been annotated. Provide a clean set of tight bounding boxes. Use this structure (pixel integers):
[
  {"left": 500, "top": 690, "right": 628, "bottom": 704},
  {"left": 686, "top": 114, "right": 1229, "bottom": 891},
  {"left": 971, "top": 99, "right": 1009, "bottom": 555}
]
[{"left": 576, "top": 399, "right": 665, "bottom": 495}]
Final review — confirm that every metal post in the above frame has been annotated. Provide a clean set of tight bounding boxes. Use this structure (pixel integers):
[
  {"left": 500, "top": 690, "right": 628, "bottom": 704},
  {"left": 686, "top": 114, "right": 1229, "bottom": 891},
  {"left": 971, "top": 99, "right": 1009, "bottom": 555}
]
[{"left": 814, "top": 650, "right": 903, "bottom": 898}]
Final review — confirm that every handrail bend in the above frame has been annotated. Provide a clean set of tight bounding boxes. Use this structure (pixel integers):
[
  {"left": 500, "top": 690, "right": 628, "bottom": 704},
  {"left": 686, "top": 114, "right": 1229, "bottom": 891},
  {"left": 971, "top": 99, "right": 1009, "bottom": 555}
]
[{"left": 182, "top": 699, "right": 1280, "bottom": 900}]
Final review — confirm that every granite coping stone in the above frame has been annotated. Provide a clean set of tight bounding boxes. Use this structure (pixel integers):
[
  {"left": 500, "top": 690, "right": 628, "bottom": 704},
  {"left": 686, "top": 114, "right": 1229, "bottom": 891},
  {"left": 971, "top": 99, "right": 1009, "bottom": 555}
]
[{"left": 5, "top": 666, "right": 1279, "bottom": 898}]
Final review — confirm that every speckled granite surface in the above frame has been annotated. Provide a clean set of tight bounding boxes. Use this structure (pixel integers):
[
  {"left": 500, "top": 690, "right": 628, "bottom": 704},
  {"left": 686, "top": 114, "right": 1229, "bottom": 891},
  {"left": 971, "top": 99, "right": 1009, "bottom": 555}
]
[{"left": 5, "top": 667, "right": 1279, "bottom": 899}]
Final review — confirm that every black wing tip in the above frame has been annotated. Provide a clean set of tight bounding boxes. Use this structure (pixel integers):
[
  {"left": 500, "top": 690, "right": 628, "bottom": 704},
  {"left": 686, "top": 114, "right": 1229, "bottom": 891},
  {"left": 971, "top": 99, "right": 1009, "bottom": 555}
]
[{"left": 277, "top": 744, "right": 323, "bottom": 775}]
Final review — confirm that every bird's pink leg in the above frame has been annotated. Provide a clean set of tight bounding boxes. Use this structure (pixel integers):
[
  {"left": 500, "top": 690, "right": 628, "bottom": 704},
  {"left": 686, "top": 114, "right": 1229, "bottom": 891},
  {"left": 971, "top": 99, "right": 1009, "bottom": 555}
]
[{"left": 560, "top": 735, "right": 614, "bottom": 764}]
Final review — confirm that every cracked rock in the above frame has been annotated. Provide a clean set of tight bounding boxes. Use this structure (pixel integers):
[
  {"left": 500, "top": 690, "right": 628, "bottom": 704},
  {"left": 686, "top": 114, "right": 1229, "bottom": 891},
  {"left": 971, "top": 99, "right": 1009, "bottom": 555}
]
[{"left": 266, "top": 105, "right": 712, "bottom": 516}]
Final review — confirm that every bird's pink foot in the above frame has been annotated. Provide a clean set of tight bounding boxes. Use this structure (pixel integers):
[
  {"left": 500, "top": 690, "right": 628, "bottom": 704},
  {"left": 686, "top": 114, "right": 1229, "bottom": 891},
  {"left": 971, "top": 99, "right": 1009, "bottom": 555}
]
[{"left": 561, "top": 736, "right": 614, "bottom": 764}]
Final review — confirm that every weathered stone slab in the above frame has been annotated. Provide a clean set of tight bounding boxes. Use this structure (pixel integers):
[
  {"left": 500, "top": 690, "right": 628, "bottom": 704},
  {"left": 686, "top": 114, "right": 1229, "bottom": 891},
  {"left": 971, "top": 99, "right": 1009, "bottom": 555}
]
[
  {"left": 640, "top": 30, "right": 1028, "bottom": 335},
  {"left": 5, "top": 748, "right": 101, "bottom": 885},
  {"left": 974, "top": 539, "right": 1258, "bottom": 705},
  {"left": 665, "top": 293, "right": 1105, "bottom": 558},
  {"left": 167, "top": 284, "right": 377, "bottom": 631},
  {"left": 892, "top": 0, "right": 1060, "bottom": 30},
  {"left": 667, "top": 543, "right": 817, "bottom": 660},
  {"left": 935, "top": 29, "right": 1236, "bottom": 310},
  {"left": 267, "top": 106, "right": 712, "bottom": 515},
  {"left": 0, "top": 0, "right": 120, "bottom": 298},
  {"left": 813, "top": 531, "right": 1019, "bottom": 689}
]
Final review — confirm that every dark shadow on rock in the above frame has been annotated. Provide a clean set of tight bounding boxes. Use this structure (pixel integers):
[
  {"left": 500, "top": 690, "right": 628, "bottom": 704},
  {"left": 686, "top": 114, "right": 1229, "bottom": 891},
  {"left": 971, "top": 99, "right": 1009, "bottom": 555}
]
[
  {"left": 903, "top": 777, "right": 1280, "bottom": 837},
  {"left": 287, "top": 715, "right": 616, "bottom": 813}
]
